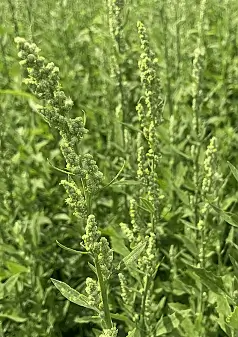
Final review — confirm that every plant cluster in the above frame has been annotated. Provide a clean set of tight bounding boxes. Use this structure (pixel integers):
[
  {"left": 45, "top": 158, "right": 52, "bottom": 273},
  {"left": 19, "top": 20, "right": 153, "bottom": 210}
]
[{"left": 1, "top": 0, "right": 238, "bottom": 337}]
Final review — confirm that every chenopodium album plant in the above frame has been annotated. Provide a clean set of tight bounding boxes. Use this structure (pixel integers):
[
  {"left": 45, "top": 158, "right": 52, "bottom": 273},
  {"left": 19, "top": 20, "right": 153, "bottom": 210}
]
[
  {"left": 119, "top": 20, "right": 164, "bottom": 336},
  {"left": 15, "top": 37, "right": 147, "bottom": 337}
]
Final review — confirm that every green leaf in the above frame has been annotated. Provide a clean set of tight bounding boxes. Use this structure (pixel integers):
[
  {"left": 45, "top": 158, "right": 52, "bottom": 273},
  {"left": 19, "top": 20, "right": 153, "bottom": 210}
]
[
  {"left": 51, "top": 279, "right": 100, "bottom": 313},
  {"left": 111, "top": 313, "right": 133, "bottom": 326},
  {"left": 139, "top": 197, "right": 155, "bottom": 214},
  {"left": 0, "top": 89, "right": 37, "bottom": 100},
  {"left": 120, "top": 122, "right": 141, "bottom": 133},
  {"left": 6, "top": 261, "right": 29, "bottom": 274},
  {"left": 53, "top": 213, "right": 70, "bottom": 221},
  {"left": 119, "top": 242, "right": 146, "bottom": 269},
  {"left": 180, "top": 317, "right": 198, "bottom": 337},
  {"left": 103, "top": 226, "right": 130, "bottom": 257},
  {"left": 155, "top": 313, "right": 180, "bottom": 336},
  {"left": 88, "top": 262, "right": 97, "bottom": 274},
  {"left": 152, "top": 258, "right": 164, "bottom": 279},
  {"left": 229, "top": 255, "right": 238, "bottom": 279},
  {"left": 216, "top": 294, "right": 231, "bottom": 317},
  {"left": 111, "top": 180, "right": 141, "bottom": 186},
  {"left": 74, "top": 316, "right": 101, "bottom": 324},
  {"left": 110, "top": 236, "right": 130, "bottom": 257},
  {"left": 168, "top": 302, "right": 190, "bottom": 313},
  {"left": 227, "top": 306, "right": 238, "bottom": 330},
  {"left": 126, "top": 328, "right": 139, "bottom": 337},
  {"left": 174, "top": 162, "right": 187, "bottom": 187},
  {"left": 228, "top": 161, "right": 238, "bottom": 182},
  {"left": 175, "top": 234, "right": 198, "bottom": 257},
  {"left": 187, "top": 266, "right": 230, "bottom": 298},
  {"left": 56, "top": 240, "right": 88, "bottom": 255},
  {"left": 171, "top": 145, "right": 191, "bottom": 160},
  {"left": 211, "top": 204, "right": 238, "bottom": 228},
  {"left": 103, "top": 161, "right": 125, "bottom": 189},
  {"left": 3, "top": 274, "right": 19, "bottom": 294},
  {"left": 173, "top": 187, "right": 190, "bottom": 206},
  {"left": 0, "top": 314, "right": 26, "bottom": 323},
  {"left": 0, "top": 321, "right": 3, "bottom": 337}
]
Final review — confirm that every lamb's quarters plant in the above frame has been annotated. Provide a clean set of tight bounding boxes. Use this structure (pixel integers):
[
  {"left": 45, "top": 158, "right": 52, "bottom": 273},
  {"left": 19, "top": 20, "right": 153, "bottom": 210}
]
[
  {"left": 1, "top": 0, "right": 238, "bottom": 336},
  {"left": 15, "top": 37, "right": 104, "bottom": 220},
  {"left": 15, "top": 37, "right": 152, "bottom": 337}
]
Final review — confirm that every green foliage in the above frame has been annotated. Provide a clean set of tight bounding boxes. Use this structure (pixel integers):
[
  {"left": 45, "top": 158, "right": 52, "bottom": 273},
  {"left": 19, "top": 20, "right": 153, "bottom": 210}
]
[{"left": 1, "top": 0, "right": 238, "bottom": 336}]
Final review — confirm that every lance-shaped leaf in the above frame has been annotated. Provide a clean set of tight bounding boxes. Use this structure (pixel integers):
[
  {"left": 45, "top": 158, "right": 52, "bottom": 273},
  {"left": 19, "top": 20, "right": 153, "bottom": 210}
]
[
  {"left": 88, "top": 262, "right": 97, "bottom": 274},
  {"left": 126, "top": 328, "right": 140, "bottom": 337},
  {"left": 210, "top": 205, "right": 238, "bottom": 228},
  {"left": 112, "top": 180, "right": 141, "bottom": 186},
  {"left": 139, "top": 197, "right": 155, "bottom": 214},
  {"left": 187, "top": 266, "right": 232, "bottom": 300},
  {"left": 51, "top": 279, "right": 100, "bottom": 313},
  {"left": 74, "top": 316, "right": 101, "bottom": 324},
  {"left": 228, "top": 161, "right": 238, "bottom": 183},
  {"left": 118, "top": 242, "right": 146, "bottom": 270},
  {"left": 0, "top": 314, "right": 27, "bottom": 323},
  {"left": 56, "top": 240, "right": 88, "bottom": 255},
  {"left": 111, "top": 313, "right": 133, "bottom": 326},
  {"left": 229, "top": 255, "right": 238, "bottom": 279},
  {"left": 155, "top": 313, "right": 180, "bottom": 336},
  {"left": 226, "top": 306, "right": 238, "bottom": 330}
]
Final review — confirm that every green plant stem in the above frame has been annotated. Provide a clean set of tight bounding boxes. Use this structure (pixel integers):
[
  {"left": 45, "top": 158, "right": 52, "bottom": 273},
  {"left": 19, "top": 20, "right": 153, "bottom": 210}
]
[
  {"left": 140, "top": 275, "right": 151, "bottom": 333},
  {"left": 0, "top": 38, "right": 10, "bottom": 85},
  {"left": 95, "top": 258, "right": 113, "bottom": 329},
  {"left": 161, "top": 5, "right": 173, "bottom": 117},
  {"left": 175, "top": 0, "right": 181, "bottom": 77},
  {"left": 7, "top": 0, "right": 19, "bottom": 35},
  {"left": 194, "top": 145, "right": 200, "bottom": 230}
]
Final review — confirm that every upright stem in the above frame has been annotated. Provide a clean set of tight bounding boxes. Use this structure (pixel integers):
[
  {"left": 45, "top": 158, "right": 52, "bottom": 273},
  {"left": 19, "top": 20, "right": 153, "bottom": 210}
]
[
  {"left": 175, "top": 0, "right": 181, "bottom": 77},
  {"left": 95, "top": 259, "right": 113, "bottom": 329},
  {"left": 0, "top": 38, "right": 10, "bottom": 85},
  {"left": 7, "top": 0, "right": 19, "bottom": 35},
  {"left": 140, "top": 275, "right": 151, "bottom": 333},
  {"left": 161, "top": 4, "right": 173, "bottom": 117}
]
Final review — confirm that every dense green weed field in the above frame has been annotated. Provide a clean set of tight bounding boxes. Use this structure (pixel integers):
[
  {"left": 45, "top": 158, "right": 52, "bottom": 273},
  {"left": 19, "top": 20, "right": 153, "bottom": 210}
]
[{"left": 1, "top": 0, "right": 238, "bottom": 336}]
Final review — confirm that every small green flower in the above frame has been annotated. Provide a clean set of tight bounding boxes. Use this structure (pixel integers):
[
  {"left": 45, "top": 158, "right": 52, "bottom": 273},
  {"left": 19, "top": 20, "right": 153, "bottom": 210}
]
[
  {"left": 60, "top": 178, "right": 87, "bottom": 220},
  {"left": 82, "top": 215, "right": 101, "bottom": 254},
  {"left": 15, "top": 37, "right": 104, "bottom": 220},
  {"left": 98, "top": 237, "right": 113, "bottom": 280},
  {"left": 118, "top": 273, "right": 132, "bottom": 305},
  {"left": 99, "top": 327, "right": 118, "bottom": 337},
  {"left": 202, "top": 137, "right": 217, "bottom": 196},
  {"left": 85, "top": 277, "right": 101, "bottom": 309}
]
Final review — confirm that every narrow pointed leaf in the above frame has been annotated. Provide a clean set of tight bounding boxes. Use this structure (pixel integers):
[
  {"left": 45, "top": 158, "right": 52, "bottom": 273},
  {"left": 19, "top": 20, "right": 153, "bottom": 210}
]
[
  {"left": 126, "top": 328, "right": 138, "bottom": 337},
  {"left": 228, "top": 162, "right": 238, "bottom": 182},
  {"left": 175, "top": 234, "right": 198, "bottom": 256},
  {"left": 88, "top": 262, "right": 97, "bottom": 274},
  {"left": 211, "top": 205, "right": 238, "bottom": 228},
  {"left": 51, "top": 278, "right": 99, "bottom": 312},
  {"left": 139, "top": 197, "right": 155, "bottom": 214},
  {"left": 227, "top": 306, "right": 238, "bottom": 329},
  {"left": 56, "top": 240, "right": 88, "bottom": 255},
  {"left": 119, "top": 242, "right": 146, "bottom": 269},
  {"left": 229, "top": 255, "right": 238, "bottom": 278},
  {"left": 187, "top": 266, "right": 231, "bottom": 298},
  {"left": 216, "top": 294, "right": 231, "bottom": 317},
  {"left": 111, "top": 313, "right": 133, "bottom": 326},
  {"left": 112, "top": 180, "right": 141, "bottom": 186},
  {"left": 0, "top": 89, "right": 36, "bottom": 100},
  {"left": 0, "top": 314, "right": 26, "bottom": 322},
  {"left": 155, "top": 313, "right": 180, "bottom": 336},
  {"left": 4, "top": 274, "right": 19, "bottom": 294},
  {"left": 74, "top": 316, "right": 101, "bottom": 324},
  {"left": 110, "top": 236, "right": 130, "bottom": 257}
]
